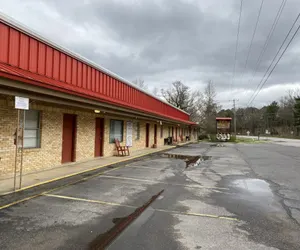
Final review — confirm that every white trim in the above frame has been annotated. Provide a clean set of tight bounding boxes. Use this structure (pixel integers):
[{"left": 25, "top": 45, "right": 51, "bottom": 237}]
[{"left": 0, "top": 12, "right": 189, "bottom": 116}]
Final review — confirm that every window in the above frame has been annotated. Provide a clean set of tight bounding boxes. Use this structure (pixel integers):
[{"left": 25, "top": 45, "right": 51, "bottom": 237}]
[
  {"left": 136, "top": 122, "right": 140, "bottom": 140},
  {"left": 23, "top": 110, "right": 41, "bottom": 148},
  {"left": 160, "top": 125, "right": 163, "bottom": 138},
  {"left": 109, "top": 119, "right": 123, "bottom": 143}
]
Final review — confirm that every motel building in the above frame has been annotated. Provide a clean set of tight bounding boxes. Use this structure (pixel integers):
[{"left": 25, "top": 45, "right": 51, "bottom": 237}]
[{"left": 0, "top": 15, "right": 198, "bottom": 184}]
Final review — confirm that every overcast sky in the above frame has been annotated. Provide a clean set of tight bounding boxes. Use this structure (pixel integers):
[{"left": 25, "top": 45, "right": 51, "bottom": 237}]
[{"left": 1, "top": 0, "right": 300, "bottom": 109}]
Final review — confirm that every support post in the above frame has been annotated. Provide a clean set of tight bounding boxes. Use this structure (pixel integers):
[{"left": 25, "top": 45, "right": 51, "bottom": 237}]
[
  {"left": 19, "top": 110, "right": 25, "bottom": 189},
  {"left": 13, "top": 110, "right": 20, "bottom": 191}
]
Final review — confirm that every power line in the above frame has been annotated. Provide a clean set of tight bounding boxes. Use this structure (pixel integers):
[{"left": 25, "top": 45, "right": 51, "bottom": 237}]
[
  {"left": 249, "top": 19, "right": 300, "bottom": 104},
  {"left": 245, "top": 0, "right": 287, "bottom": 104},
  {"left": 231, "top": 0, "right": 244, "bottom": 92},
  {"left": 248, "top": 13, "right": 300, "bottom": 106},
  {"left": 240, "top": 0, "right": 265, "bottom": 81}
]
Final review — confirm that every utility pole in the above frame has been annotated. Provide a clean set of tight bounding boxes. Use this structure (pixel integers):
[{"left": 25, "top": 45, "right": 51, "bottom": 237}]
[{"left": 232, "top": 99, "right": 239, "bottom": 135}]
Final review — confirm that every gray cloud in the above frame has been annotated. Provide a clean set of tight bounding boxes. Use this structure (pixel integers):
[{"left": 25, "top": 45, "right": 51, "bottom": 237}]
[{"left": 1, "top": 0, "right": 300, "bottom": 107}]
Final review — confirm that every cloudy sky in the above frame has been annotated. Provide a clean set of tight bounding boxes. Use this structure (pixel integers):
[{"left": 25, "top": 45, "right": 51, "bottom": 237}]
[{"left": 1, "top": 0, "right": 300, "bottom": 108}]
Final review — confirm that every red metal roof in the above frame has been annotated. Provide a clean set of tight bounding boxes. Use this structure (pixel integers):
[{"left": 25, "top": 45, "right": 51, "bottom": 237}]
[
  {"left": 216, "top": 117, "right": 232, "bottom": 121},
  {"left": 0, "top": 62, "right": 195, "bottom": 125},
  {"left": 0, "top": 16, "right": 194, "bottom": 125}
]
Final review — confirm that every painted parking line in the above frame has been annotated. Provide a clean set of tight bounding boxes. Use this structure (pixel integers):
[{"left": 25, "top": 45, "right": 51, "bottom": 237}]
[
  {"left": 2, "top": 147, "right": 175, "bottom": 196},
  {"left": 98, "top": 175, "right": 229, "bottom": 190},
  {"left": 43, "top": 193, "right": 137, "bottom": 208},
  {"left": 156, "top": 209, "right": 239, "bottom": 221},
  {"left": 42, "top": 193, "right": 238, "bottom": 222},
  {"left": 0, "top": 164, "right": 126, "bottom": 211},
  {"left": 0, "top": 194, "right": 42, "bottom": 210},
  {"left": 125, "top": 165, "right": 167, "bottom": 171}
]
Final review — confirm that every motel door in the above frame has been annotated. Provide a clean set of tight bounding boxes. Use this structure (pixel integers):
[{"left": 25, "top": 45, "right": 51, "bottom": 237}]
[
  {"left": 95, "top": 118, "right": 104, "bottom": 157},
  {"left": 146, "top": 123, "right": 150, "bottom": 147},
  {"left": 154, "top": 124, "right": 157, "bottom": 145},
  {"left": 62, "top": 114, "right": 76, "bottom": 163}
]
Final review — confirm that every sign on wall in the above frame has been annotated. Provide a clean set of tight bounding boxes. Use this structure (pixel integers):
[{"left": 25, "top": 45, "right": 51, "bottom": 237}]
[
  {"left": 126, "top": 121, "right": 133, "bottom": 147},
  {"left": 15, "top": 96, "right": 29, "bottom": 110}
]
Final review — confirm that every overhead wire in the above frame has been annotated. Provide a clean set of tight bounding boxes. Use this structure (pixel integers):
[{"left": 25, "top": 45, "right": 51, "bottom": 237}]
[
  {"left": 248, "top": 13, "right": 300, "bottom": 106},
  {"left": 231, "top": 0, "right": 244, "bottom": 92},
  {"left": 248, "top": 16, "right": 300, "bottom": 105},
  {"left": 239, "top": 0, "right": 264, "bottom": 82},
  {"left": 245, "top": 0, "right": 287, "bottom": 105}
]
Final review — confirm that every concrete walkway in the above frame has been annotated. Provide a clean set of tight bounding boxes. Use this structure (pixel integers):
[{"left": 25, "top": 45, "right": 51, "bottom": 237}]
[{"left": 0, "top": 143, "right": 192, "bottom": 196}]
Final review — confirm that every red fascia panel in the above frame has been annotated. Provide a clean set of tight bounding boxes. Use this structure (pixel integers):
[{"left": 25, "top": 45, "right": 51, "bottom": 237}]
[
  {"left": 0, "top": 62, "right": 194, "bottom": 125},
  {"left": 29, "top": 38, "right": 38, "bottom": 73},
  {"left": 19, "top": 34, "right": 29, "bottom": 70},
  {"left": 0, "top": 23, "right": 9, "bottom": 62},
  {"left": 8, "top": 29, "right": 19, "bottom": 67},
  {"left": 0, "top": 21, "right": 190, "bottom": 123},
  {"left": 38, "top": 43, "right": 46, "bottom": 75}
]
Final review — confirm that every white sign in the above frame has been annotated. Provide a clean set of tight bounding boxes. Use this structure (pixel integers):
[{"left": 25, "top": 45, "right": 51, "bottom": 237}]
[
  {"left": 15, "top": 96, "right": 29, "bottom": 110},
  {"left": 126, "top": 121, "right": 133, "bottom": 147}
]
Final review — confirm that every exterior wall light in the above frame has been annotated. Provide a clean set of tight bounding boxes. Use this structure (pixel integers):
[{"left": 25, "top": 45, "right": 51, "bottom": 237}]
[{"left": 94, "top": 110, "right": 101, "bottom": 113}]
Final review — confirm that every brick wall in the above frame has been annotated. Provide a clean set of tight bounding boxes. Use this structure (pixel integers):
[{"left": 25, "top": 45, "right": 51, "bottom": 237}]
[
  {"left": 76, "top": 112, "right": 95, "bottom": 161},
  {"left": 0, "top": 96, "right": 17, "bottom": 176},
  {"left": 0, "top": 94, "right": 193, "bottom": 176}
]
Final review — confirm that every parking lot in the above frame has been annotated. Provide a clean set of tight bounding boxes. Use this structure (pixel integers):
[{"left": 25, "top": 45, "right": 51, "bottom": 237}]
[{"left": 1, "top": 142, "right": 300, "bottom": 250}]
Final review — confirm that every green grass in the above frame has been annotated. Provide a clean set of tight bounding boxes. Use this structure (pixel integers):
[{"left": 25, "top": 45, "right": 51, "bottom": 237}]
[{"left": 235, "top": 137, "right": 266, "bottom": 144}]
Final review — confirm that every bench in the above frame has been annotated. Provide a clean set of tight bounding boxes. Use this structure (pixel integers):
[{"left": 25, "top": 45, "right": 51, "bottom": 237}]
[{"left": 115, "top": 138, "right": 130, "bottom": 156}]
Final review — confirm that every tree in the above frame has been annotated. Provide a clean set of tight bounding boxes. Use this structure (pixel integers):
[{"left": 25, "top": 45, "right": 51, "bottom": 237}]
[
  {"left": 132, "top": 78, "right": 148, "bottom": 90},
  {"left": 277, "top": 90, "right": 299, "bottom": 130},
  {"left": 236, "top": 107, "right": 263, "bottom": 134},
  {"left": 161, "top": 81, "right": 200, "bottom": 122},
  {"left": 224, "top": 88, "right": 300, "bottom": 137},
  {"left": 197, "top": 81, "right": 221, "bottom": 133},
  {"left": 294, "top": 97, "right": 300, "bottom": 136},
  {"left": 265, "top": 101, "right": 280, "bottom": 133},
  {"left": 162, "top": 81, "right": 190, "bottom": 109},
  {"left": 217, "top": 109, "right": 233, "bottom": 118},
  {"left": 152, "top": 87, "right": 160, "bottom": 97}
]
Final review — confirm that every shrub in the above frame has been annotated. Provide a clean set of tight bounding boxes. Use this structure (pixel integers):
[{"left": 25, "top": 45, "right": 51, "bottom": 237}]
[
  {"left": 209, "top": 134, "right": 217, "bottom": 142},
  {"left": 198, "top": 134, "right": 208, "bottom": 140},
  {"left": 229, "top": 135, "right": 236, "bottom": 142}
]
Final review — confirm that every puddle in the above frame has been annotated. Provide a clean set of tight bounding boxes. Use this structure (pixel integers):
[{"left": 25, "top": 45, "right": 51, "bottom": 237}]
[
  {"left": 232, "top": 178, "right": 273, "bottom": 196},
  {"left": 212, "top": 177, "right": 278, "bottom": 214},
  {"left": 207, "top": 176, "right": 300, "bottom": 249},
  {"left": 162, "top": 154, "right": 211, "bottom": 168}
]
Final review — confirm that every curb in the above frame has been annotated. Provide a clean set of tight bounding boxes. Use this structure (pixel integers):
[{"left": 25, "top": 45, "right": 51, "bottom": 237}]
[{"left": 0, "top": 146, "right": 177, "bottom": 210}]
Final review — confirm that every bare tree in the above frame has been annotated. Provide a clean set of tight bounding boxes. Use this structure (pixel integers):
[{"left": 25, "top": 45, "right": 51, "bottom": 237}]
[
  {"left": 161, "top": 81, "right": 200, "bottom": 121},
  {"left": 132, "top": 78, "right": 148, "bottom": 90},
  {"left": 152, "top": 87, "right": 160, "bottom": 97},
  {"left": 197, "top": 81, "right": 221, "bottom": 133},
  {"left": 161, "top": 81, "right": 191, "bottom": 110}
]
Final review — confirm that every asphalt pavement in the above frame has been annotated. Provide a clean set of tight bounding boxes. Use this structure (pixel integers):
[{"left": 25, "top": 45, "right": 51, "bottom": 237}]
[{"left": 1, "top": 142, "right": 300, "bottom": 249}]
